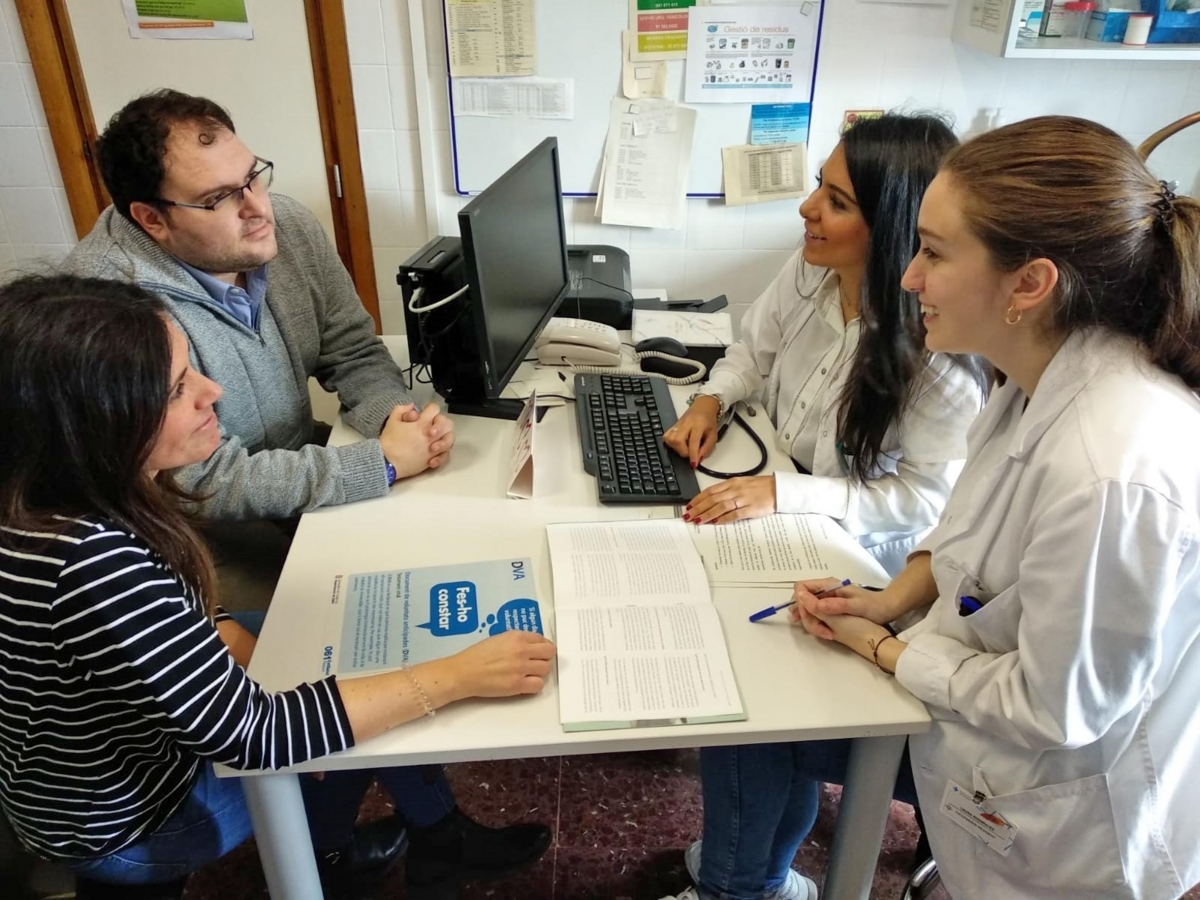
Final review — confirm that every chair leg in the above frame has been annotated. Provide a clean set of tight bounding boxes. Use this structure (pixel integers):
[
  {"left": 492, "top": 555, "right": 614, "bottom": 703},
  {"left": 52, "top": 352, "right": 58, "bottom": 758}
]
[
  {"left": 912, "top": 802, "right": 931, "bottom": 866},
  {"left": 73, "top": 875, "right": 188, "bottom": 900},
  {"left": 899, "top": 857, "right": 941, "bottom": 900}
]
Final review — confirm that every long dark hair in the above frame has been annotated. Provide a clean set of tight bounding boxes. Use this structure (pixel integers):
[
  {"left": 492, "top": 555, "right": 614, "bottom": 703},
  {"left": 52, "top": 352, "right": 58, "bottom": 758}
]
[
  {"left": 0, "top": 275, "right": 217, "bottom": 609},
  {"left": 944, "top": 116, "right": 1200, "bottom": 389},
  {"left": 836, "top": 114, "right": 988, "bottom": 481}
]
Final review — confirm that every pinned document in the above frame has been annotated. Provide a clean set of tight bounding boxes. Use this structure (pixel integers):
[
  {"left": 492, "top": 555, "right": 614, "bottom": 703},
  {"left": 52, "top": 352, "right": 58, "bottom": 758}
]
[
  {"left": 622, "top": 31, "right": 669, "bottom": 99},
  {"left": 452, "top": 77, "right": 573, "bottom": 119},
  {"left": 628, "top": 0, "right": 697, "bottom": 61},
  {"left": 600, "top": 99, "right": 696, "bottom": 229},
  {"left": 751, "top": 103, "right": 811, "bottom": 146},
  {"left": 446, "top": 0, "right": 537, "bottom": 76},
  {"left": 721, "top": 142, "right": 806, "bottom": 206},
  {"left": 685, "top": 3, "right": 820, "bottom": 105}
]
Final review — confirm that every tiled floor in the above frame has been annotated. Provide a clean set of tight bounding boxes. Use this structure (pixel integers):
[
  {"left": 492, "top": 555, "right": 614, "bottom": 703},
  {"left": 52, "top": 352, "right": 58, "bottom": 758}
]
[{"left": 180, "top": 749, "right": 935, "bottom": 900}]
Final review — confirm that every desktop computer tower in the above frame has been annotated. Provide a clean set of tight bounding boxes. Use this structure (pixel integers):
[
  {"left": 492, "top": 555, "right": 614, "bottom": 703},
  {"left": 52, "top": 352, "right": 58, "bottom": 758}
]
[{"left": 397, "top": 236, "right": 489, "bottom": 407}]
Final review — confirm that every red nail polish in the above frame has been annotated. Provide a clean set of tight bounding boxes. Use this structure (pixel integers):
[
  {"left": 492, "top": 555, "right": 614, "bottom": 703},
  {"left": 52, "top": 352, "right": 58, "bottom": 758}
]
[{"left": 682, "top": 514, "right": 691, "bottom": 522}]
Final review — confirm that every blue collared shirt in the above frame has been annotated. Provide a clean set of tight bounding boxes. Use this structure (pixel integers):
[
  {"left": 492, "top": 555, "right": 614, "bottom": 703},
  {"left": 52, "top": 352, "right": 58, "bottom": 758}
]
[{"left": 179, "top": 261, "right": 268, "bottom": 331}]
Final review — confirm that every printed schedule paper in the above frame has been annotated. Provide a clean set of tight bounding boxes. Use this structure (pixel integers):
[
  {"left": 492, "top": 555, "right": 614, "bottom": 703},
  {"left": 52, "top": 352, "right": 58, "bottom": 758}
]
[
  {"left": 446, "top": 0, "right": 536, "bottom": 77},
  {"left": 721, "top": 142, "right": 806, "bottom": 207},
  {"left": 547, "top": 520, "right": 745, "bottom": 731}
]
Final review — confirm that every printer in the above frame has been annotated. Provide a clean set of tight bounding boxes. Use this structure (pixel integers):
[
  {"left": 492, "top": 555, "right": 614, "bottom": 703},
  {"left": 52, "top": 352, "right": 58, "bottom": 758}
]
[{"left": 560, "top": 244, "right": 634, "bottom": 328}]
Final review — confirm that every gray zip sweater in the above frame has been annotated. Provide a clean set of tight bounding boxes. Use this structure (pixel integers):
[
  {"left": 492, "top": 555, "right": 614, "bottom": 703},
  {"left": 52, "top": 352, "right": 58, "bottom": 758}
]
[{"left": 62, "top": 195, "right": 411, "bottom": 521}]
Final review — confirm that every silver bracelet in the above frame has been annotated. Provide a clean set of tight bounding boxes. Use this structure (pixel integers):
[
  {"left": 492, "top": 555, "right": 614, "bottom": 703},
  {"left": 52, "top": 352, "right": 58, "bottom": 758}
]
[
  {"left": 687, "top": 391, "right": 725, "bottom": 422},
  {"left": 401, "top": 666, "right": 436, "bottom": 717}
]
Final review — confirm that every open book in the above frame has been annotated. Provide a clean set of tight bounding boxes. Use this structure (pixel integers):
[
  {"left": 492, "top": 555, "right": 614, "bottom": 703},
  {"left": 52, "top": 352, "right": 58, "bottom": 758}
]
[{"left": 547, "top": 519, "right": 745, "bottom": 732}]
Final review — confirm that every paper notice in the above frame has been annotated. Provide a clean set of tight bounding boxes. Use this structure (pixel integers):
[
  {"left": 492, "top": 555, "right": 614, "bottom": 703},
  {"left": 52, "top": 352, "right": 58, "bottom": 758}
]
[
  {"left": 600, "top": 99, "right": 696, "bottom": 229},
  {"left": 122, "top": 0, "right": 252, "bottom": 39},
  {"left": 685, "top": 3, "right": 819, "bottom": 105},
  {"left": 629, "top": 0, "right": 697, "bottom": 61},
  {"left": 721, "top": 143, "right": 806, "bottom": 207},
  {"left": 969, "top": 0, "right": 1005, "bottom": 32},
  {"left": 622, "top": 31, "right": 668, "bottom": 99},
  {"left": 452, "top": 77, "right": 573, "bottom": 118},
  {"left": 447, "top": 0, "right": 536, "bottom": 77},
  {"left": 750, "top": 102, "right": 811, "bottom": 146}
]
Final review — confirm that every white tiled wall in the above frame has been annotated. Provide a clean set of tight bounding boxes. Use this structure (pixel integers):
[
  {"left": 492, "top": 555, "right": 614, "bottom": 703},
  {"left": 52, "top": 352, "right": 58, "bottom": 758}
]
[
  {"left": 0, "top": 0, "right": 75, "bottom": 281},
  {"left": 347, "top": 0, "right": 1200, "bottom": 336}
]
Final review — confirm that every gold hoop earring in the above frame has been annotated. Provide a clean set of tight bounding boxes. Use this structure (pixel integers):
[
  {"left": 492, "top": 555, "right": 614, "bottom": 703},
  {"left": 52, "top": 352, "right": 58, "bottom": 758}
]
[{"left": 1005, "top": 305, "right": 1022, "bottom": 326}]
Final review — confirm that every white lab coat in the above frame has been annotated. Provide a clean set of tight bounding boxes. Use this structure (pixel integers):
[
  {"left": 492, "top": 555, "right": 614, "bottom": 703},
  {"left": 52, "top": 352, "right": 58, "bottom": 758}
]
[
  {"left": 895, "top": 328, "right": 1200, "bottom": 899},
  {"left": 705, "top": 251, "right": 984, "bottom": 574}
]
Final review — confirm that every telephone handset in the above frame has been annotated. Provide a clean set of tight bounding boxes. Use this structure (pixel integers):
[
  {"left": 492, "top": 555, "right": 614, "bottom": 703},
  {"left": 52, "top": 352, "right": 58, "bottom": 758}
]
[
  {"left": 533, "top": 316, "right": 707, "bottom": 385},
  {"left": 533, "top": 317, "right": 622, "bottom": 366}
]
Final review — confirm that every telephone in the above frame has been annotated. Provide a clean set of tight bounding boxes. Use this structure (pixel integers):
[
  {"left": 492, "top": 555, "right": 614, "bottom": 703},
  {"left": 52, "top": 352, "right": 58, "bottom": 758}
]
[
  {"left": 533, "top": 316, "right": 708, "bottom": 385},
  {"left": 533, "top": 317, "right": 622, "bottom": 367}
]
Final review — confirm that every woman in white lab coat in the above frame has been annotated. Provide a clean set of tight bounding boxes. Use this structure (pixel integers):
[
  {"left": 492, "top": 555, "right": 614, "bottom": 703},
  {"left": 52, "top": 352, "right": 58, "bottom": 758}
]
[
  {"left": 787, "top": 116, "right": 1200, "bottom": 899},
  {"left": 665, "top": 114, "right": 987, "bottom": 577}
]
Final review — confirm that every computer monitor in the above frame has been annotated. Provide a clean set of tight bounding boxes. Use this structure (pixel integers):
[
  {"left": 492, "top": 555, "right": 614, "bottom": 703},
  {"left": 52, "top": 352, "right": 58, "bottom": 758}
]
[{"left": 397, "top": 138, "right": 568, "bottom": 420}]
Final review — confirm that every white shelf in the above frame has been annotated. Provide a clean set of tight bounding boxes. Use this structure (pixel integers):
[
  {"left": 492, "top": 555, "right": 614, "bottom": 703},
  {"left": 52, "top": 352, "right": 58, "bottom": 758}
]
[
  {"left": 1011, "top": 35, "right": 1200, "bottom": 60},
  {"left": 952, "top": 0, "right": 1200, "bottom": 60}
]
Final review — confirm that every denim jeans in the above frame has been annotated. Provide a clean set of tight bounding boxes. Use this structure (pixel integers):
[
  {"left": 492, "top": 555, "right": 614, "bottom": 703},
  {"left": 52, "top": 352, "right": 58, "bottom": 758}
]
[
  {"left": 63, "top": 610, "right": 455, "bottom": 885},
  {"left": 697, "top": 739, "right": 917, "bottom": 900}
]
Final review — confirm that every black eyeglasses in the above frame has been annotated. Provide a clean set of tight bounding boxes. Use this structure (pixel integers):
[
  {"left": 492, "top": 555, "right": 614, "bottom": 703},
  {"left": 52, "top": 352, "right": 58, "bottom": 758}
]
[{"left": 157, "top": 157, "right": 274, "bottom": 212}]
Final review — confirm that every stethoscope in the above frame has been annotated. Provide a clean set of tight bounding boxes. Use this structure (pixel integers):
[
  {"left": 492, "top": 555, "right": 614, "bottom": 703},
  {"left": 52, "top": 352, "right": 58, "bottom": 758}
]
[
  {"left": 695, "top": 405, "right": 851, "bottom": 480},
  {"left": 695, "top": 405, "right": 770, "bottom": 479}
]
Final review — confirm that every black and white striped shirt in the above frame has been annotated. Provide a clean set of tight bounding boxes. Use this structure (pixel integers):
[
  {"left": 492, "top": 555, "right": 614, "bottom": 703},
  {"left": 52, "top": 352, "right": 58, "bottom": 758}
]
[{"left": 0, "top": 517, "right": 354, "bottom": 860}]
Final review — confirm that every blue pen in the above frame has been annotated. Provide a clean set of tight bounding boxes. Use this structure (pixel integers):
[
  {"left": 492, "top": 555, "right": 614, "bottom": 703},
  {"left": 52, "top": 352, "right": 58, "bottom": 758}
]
[
  {"left": 958, "top": 595, "right": 983, "bottom": 616},
  {"left": 749, "top": 579, "right": 851, "bottom": 623}
]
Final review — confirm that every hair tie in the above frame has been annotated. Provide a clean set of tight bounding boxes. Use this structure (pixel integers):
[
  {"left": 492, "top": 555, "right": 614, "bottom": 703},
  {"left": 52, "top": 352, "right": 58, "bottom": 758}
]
[{"left": 1154, "top": 180, "right": 1177, "bottom": 219}]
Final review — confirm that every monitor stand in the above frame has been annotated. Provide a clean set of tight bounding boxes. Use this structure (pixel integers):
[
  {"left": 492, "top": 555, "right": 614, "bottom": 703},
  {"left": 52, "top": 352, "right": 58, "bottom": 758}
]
[{"left": 446, "top": 396, "right": 549, "bottom": 422}]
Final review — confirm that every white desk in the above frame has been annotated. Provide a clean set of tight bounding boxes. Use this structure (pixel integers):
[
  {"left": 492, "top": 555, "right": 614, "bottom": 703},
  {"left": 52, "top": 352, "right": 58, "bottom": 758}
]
[{"left": 226, "top": 341, "right": 929, "bottom": 900}]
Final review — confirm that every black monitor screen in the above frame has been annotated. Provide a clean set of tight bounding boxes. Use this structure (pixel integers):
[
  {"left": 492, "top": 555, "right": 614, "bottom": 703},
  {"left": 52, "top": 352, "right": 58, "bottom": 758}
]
[{"left": 459, "top": 138, "right": 568, "bottom": 395}]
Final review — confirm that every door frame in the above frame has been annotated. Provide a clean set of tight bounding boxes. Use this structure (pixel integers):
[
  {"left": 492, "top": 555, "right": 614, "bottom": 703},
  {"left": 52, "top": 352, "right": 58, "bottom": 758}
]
[{"left": 15, "top": 0, "right": 382, "bottom": 330}]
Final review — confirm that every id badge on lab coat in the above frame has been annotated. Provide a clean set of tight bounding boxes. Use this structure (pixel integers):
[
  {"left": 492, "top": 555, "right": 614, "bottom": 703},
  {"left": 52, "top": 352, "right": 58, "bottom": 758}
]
[{"left": 940, "top": 779, "right": 1018, "bottom": 856}]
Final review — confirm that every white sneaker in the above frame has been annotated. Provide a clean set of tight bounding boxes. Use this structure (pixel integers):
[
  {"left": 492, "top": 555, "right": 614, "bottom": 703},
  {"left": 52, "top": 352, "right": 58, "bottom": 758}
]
[
  {"left": 658, "top": 890, "right": 702, "bottom": 900},
  {"left": 684, "top": 840, "right": 818, "bottom": 900}
]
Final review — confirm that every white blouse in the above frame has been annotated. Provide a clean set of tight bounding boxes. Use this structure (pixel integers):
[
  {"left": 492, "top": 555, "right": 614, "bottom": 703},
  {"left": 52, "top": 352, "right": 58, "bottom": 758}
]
[{"left": 703, "top": 251, "right": 984, "bottom": 574}]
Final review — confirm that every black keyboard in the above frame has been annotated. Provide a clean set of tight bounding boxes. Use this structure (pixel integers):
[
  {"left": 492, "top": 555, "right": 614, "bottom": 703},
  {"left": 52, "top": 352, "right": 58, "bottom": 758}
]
[{"left": 574, "top": 373, "right": 700, "bottom": 504}]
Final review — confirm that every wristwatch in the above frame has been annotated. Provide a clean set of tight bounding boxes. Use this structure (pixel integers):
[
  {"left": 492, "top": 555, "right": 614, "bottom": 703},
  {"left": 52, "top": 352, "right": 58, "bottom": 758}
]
[
  {"left": 385, "top": 460, "right": 397, "bottom": 487},
  {"left": 687, "top": 391, "right": 726, "bottom": 422}
]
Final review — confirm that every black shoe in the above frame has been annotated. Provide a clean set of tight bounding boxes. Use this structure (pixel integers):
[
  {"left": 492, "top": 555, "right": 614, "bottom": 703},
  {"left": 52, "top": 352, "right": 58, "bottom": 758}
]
[
  {"left": 316, "top": 814, "right": 408, "bottom": 900},
  {"left": 74, "top": 876, "right": 188, "bottom": 899},
  {"left": 405, "top": 806, "right": 551, "bottom": 894}
]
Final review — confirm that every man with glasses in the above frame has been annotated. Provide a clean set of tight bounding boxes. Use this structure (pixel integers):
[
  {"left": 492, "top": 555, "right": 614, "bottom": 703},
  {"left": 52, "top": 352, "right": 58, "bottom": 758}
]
[{"left": 63, "top": 89, "right": 455, "bottom": 524}]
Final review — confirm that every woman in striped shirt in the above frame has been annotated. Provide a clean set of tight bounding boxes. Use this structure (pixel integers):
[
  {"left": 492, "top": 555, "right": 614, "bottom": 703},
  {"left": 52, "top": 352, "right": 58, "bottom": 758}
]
[{"left": 0, "top": 275, "right": 557, "bottom": 899}]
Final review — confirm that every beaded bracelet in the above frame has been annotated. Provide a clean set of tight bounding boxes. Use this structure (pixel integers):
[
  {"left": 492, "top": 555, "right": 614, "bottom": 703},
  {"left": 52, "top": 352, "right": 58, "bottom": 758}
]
[
  {"left": 401, "top": 666, "right": 435, "bottom": 717},
  {"left": 871, "top": 635, "right": 897, "bottom": 674}
]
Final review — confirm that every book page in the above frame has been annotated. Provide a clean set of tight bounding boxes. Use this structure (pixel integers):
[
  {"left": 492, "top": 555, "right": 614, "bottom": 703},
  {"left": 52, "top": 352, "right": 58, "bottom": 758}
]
[
  {"left": 547, "top": 520, "right": 712, "bottom": 609},
  {"left": 688, "top": 514, "right": 889, "bottom": 585},
  {"left": 556, "top": 603, "right": 742, "bottom": 724}
]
